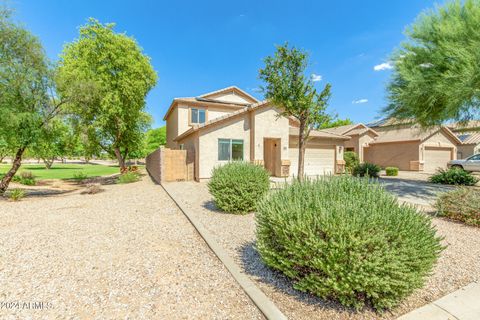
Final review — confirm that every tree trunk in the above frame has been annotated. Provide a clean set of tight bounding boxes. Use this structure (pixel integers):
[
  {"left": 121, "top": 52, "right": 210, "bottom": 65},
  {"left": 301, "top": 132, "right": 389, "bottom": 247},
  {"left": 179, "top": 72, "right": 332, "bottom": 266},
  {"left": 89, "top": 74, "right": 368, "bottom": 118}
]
[
  {"left": 43, "top": 157, "right": 54, "bottom": 169},
  {"left": 114, "top": 147, "right": 126, "bottom": 172},
  {"left": 297, "top": 120, "right": 307, "bottom": 181},
  {"left": 0, "top": 147, "right": 26, "bottom": 195}
]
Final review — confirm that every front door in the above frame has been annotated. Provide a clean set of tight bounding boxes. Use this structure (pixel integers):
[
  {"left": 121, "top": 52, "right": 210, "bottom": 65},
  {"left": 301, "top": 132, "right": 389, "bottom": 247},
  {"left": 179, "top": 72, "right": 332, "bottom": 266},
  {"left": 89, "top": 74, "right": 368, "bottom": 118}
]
[{"left": 264, "top": 138, "right": 280, "bottom": 176}]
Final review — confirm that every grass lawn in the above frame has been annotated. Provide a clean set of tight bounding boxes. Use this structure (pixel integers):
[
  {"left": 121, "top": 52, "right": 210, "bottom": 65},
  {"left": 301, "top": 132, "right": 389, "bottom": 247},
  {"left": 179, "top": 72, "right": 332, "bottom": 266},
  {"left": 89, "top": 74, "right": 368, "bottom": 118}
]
[{"left": 0, "top": 163, "right": 121, "bottom": 180}]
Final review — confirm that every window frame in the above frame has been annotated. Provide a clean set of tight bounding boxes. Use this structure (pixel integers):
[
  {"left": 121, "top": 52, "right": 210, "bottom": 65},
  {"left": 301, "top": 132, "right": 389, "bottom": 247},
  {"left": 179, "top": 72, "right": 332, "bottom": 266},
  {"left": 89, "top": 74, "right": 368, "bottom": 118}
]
[
  {"left": 190, "top": 107, "right": 206, "bottom": 124},
  {"left": 218, "top": 138, "right": 244, "bottom": 161}
]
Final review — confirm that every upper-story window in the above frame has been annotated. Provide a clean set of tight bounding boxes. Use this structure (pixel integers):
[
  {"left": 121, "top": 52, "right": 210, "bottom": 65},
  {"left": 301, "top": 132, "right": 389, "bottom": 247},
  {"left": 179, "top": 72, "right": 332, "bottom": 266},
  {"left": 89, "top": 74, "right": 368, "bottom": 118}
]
[{"left": 191, "top": 108, "right": 206, "bottom": 124}]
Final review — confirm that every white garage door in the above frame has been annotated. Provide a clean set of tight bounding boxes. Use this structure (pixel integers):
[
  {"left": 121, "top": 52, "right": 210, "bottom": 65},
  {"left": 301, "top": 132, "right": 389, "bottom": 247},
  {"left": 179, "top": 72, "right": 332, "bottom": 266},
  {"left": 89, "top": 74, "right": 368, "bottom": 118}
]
[
  {"left": 289, "top": 144, "right": 335, "bottom": 177},
  {"left": 424, "top": 147, "right": 452, "bottom": 172}
]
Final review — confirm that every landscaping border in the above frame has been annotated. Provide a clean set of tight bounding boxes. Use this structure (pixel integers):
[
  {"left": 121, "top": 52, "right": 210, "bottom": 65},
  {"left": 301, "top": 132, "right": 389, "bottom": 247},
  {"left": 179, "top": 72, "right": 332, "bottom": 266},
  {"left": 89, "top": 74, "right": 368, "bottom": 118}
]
[{"left": 161, "top": 183, "right": 287, "bottom": 320}]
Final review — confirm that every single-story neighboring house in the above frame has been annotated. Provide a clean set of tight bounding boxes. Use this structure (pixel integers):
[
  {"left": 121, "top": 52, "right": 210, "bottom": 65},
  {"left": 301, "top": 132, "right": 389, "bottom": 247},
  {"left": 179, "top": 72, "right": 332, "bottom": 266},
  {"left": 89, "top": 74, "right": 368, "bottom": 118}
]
[
  {"left": 164, "top": 86, "right": 349, "bottom": 181},
  {"left": 320, "top": 120, "right": 462, "bottom": 172},
  {"left": 448, "top": 121, "right": 480, "bottom": 159}
]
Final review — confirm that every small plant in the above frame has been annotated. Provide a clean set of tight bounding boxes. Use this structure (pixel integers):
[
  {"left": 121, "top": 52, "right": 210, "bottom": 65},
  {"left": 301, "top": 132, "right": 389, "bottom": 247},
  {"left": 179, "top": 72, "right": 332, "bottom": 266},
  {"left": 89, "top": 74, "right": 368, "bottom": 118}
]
[
  {"left": 435, "top": 188, "right": 480, "bottom": 226},
  {"left": 73, "top": 171, "right": 88, "bottom": 181},
  {"left": 256, "top": 176, "right": 443, "bottom": 311},
  {"left": 352, "top": 162, "right": 381, "bottom": 178},
  {"left": 208, "top": 162, "right": 270, "bottom": 214},
  {"left": 385, "top": 166, "right": 399, "bottom": 176},
  {"left": 429, "top": 167, "right": 479, "bottom": 186},
  {"left": 120, "top": 165, "right": 139, "bottom": 174},
  {"left": 344, "top": 151, "right": 359, "bottom": 173},
  {"left": 8, "top": 188, "right": 26, "bottom": 201},
  {"left": 81, "top": 183, "right": 104, "bottom": 195},
  {"left": 13, "top": 171, "right": 36, "bottom": 185},
  {"left": 117, "top": 171, "right": 140, "bottom": 184}
]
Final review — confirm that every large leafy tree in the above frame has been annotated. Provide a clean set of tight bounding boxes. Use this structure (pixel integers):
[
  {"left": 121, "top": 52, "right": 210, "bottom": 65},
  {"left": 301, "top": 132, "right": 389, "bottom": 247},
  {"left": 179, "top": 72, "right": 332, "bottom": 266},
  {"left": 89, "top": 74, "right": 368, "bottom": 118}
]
[
  {"left": 385, "top": 0, "right": 480, "bottom": 126},
  {"left": 29, "top": 119, "right": 70, "bottom": 169},
  {"left": 259, "top": 43, "right": 332, "bottom": 180},
  {"left": 144, "top": 126, "right": 166, "bottom": 155},
  {"left": 57, "top": 19, "right": 157, "bottom": 171},
  {"left": 318, "top": 117, "right": 353, "bottom": 129},
  {"left": 0, "top": 8, "right": 64, "bottom": 194}
]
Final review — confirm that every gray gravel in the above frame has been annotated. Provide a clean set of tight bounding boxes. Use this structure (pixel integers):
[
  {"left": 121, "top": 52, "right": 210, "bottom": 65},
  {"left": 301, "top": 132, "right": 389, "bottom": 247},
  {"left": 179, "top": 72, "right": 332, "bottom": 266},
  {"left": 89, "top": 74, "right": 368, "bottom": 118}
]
[
  {"left": 164, "top": 181, "right": 480, "bottom": 320},
  {"left": 0, "top": 176, "right": 262, "bottom": 319}
]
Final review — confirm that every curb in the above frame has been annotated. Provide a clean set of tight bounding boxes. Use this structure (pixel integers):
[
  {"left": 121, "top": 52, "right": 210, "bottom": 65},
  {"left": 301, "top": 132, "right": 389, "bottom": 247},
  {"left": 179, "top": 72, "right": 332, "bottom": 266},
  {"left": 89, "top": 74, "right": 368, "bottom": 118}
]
[{"left": 161, "top": 183, "right": 287, "bottom": 320}]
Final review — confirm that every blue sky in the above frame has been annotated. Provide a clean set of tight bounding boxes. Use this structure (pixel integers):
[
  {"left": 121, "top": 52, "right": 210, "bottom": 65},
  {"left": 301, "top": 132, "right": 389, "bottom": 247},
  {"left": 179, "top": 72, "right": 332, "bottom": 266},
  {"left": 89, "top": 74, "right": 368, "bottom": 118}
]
[{"left": 13, "top": 0, "right": 438, "bottom": 128}]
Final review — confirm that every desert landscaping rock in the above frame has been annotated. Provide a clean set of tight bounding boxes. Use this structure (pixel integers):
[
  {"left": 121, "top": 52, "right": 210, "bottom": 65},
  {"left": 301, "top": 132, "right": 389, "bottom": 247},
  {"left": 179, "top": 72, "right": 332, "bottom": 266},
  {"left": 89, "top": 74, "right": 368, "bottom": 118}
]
[
  {"left": 164, "top": 181, "right": 480, "bottom": 320},
  {"left": 0, "top": 176, "right": 262, "bottom": 319}
]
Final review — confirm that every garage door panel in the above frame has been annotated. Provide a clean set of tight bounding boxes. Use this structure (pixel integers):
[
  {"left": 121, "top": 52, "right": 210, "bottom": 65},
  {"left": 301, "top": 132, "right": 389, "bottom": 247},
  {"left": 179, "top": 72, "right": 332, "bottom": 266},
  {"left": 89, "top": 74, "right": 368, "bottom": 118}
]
[
  {"left": 424, "top": 147, "right": 452, "bottom": 172},
  {"left": 289, "top": 144, "right": 335, "bottom": 176}
]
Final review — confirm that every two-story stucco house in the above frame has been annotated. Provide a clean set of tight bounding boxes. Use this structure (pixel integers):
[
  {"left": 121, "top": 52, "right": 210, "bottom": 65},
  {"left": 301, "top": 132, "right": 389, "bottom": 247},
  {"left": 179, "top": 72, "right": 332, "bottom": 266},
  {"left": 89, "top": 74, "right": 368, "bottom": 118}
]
[{"left": 164, "top": 86, "right": 349, "bottom": 181}]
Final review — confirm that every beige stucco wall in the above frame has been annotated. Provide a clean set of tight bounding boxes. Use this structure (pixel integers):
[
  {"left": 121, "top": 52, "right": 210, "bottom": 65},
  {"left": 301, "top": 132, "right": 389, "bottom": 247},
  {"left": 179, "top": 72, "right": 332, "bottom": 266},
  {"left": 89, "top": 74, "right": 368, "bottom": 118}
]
[
  {"left": 364, "top": 141, "right": 420, "bottom": 170},
  {"left": 207, "top": 92, "right": 252, "bottom": 104},
  {"left": 457, "top": 144, "right": 479, "bottom": 158},
  {"left": 252, "top": 106, "right": 289, "bottom": 162},
  {"left": 208, "top": 106, "right": 235, "bottom": 121},
  {"left": 177, "top": 132, "right": 198, "bottom": 181},
  {"left": 166, "top": 107, "right": 179, "bottom": 149},
  {"left": 198, "top": 114, "right": 251, "bottom": 179}
]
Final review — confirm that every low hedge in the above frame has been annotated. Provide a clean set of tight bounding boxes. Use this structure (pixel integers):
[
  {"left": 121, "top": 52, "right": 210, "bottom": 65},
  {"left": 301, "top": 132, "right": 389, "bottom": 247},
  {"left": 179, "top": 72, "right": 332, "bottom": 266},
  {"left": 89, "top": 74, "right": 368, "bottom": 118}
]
[
  {"left": 256, "top": 176, "right": 443, "bottom": 310},
  {"left": 435, "top": 188, "right": 480, "bottom": 227},
  {"left": 429, "top": 168, "right": 479, "bottom": 186},
  {"left": 208, "top": 162, "right": 270, "bottom": 214},
  {"left": 385, "top": 167, "right": 399, "bottom": 176},
  {"left": 352, "top": 162, "right": 381, "bottom": 178}
]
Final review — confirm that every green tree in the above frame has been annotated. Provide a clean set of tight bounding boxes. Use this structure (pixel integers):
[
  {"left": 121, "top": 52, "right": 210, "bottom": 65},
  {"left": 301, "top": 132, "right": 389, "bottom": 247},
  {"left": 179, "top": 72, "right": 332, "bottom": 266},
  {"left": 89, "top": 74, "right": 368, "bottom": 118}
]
[
  {"left": 57, "top": 18, "right": 157, "bottom": 171},
  {"left": 318, "top": 117, "right": 353, "bottom": 129},
  {"left": 385, "top": 0, "right": 480, "bottom": 126},
  {"left": 144, "top": 126, "right": 166, "bottom": 155},
  {"left": 259, "top": 43, "right": 332, "bottom": 180},
  {"left": 30, "top": 119, "right": 70, "bottom": 169},
  {"left": 0, "top": 7, "right": 64, "bottom": 194}
]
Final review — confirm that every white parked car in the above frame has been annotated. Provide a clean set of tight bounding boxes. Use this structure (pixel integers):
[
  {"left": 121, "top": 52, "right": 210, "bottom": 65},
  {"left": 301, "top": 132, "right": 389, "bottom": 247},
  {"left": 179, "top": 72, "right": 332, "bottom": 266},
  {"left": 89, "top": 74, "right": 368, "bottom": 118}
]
[{"left": 447, "top": 154, "right": 480, "bottom": 172}]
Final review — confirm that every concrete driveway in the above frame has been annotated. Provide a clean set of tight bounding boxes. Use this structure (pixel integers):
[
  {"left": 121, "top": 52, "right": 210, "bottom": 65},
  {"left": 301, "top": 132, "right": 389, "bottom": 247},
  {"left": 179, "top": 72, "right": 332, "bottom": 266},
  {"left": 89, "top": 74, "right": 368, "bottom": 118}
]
[{"left": 378, "top": 177, "right": 454, "bottom": 208}]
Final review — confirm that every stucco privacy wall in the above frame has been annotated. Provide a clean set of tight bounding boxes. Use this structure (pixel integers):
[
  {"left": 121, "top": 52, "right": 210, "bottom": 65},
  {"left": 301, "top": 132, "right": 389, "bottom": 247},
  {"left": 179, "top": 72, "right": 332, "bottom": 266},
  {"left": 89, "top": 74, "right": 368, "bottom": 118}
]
[
  {"left": 198, "top": 113, "right": 252, "bottom": 179},
  {"left": 364, "top": 141, "right": 420, "bottom": 171},
  {"left": 177, "top": 132, "right": 198, "bottom": 181},
  {"left": 253, "top": 106, "right": 289, "bottom": 162},
  {"left": 146, "top": 148, "right": 162, "bottom": 183}
]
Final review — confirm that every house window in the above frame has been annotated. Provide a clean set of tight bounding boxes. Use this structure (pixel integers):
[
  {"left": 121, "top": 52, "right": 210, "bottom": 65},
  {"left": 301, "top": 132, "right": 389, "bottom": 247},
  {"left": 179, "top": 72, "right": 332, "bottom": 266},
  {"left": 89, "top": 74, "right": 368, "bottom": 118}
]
[
  {"left": 179, "top": 144, "right": 185, "bottom": 150},
  {"left": 218, "top": 139, "right": 244, "bottom": 161},
  {"left": 191, "top": 108, "right": 206, "bottom": 124}
]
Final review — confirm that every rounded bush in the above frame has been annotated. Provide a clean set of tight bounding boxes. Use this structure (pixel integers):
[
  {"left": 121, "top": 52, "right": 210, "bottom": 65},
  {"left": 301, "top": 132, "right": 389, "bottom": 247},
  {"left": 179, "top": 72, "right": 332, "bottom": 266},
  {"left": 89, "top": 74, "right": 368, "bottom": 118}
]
[
  {"left": 385, "top": 167, "right": 399, "bottom": 176},
  {"left": 352, "top": 162, "right": 381, "bottom": 178},
  {"left": 208, "top": 162, "right": 270, "bottom": 214},
  {"left": 429, "top": 167, "right": 478, "bottom": 186},
  {"left": 256, "top": 176, "right": 443, "bottom": 310}
]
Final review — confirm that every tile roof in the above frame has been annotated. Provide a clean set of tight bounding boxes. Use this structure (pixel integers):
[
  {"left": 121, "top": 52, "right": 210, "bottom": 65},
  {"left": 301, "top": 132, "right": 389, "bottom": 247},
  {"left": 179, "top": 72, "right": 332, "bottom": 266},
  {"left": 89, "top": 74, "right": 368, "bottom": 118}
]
[{"left": 459, "top": 132, "right": 480, "bottom": 144}]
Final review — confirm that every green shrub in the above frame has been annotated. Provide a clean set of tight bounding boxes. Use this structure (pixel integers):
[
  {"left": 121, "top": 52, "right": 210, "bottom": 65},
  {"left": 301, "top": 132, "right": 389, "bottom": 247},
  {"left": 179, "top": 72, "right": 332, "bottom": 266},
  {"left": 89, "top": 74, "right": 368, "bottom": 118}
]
[
  {"left": 429, "top": 168, "right": 479, "bottom": 186},
  {"left": 352, "top": 162, "right": 381, "bottom": 178},
  {"left": 73, "top": 171, "right": 88, "bottom": 181},
  {"left": 8, "top": 188, "right": 26, "bottom": 201},
  {"left": 435, "top": 188, "right": 480, "bottom": 227},
  {"left": 117, "top": 172, "right": 140, "bottom": 184},
  {"left": 13, "top": 171, "right": 36, "bottom": 186},
  {"left": 256, "top": 176, "right": 443, "bottom": 311},
  {"left": 344, "top": 151, "right": 359, "bottom": 173},
  {"left": 385, "top": 167, "right": 399, "bottom": 176},
  {"left": 208, "top": 162, "right": 270, "bottom": 214}
]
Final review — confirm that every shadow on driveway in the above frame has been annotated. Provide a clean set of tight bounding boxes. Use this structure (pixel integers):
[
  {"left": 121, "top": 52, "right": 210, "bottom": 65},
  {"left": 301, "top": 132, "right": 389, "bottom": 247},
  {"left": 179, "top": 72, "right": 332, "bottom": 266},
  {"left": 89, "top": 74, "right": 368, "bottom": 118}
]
[{"left": 378, "top": 177, "right": 454, "bottom": 207}]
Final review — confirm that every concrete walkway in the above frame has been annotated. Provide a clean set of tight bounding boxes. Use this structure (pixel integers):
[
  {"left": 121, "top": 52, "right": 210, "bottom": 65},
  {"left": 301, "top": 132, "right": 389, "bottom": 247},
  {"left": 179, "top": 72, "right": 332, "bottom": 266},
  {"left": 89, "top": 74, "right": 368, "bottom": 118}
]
[{"left": 398, "top": 282, "right": 480, "bottom": 320}]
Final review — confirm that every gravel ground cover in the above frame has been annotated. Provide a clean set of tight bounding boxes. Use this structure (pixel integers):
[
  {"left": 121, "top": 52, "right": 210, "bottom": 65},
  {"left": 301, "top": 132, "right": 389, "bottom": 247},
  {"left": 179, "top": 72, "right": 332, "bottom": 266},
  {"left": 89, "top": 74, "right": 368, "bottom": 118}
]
[
  {"left": 0, "top": 177, "right": 262, "bottom": 319},
  {"left": 164, "top": 181, "right": 480, "bottom": 320}
]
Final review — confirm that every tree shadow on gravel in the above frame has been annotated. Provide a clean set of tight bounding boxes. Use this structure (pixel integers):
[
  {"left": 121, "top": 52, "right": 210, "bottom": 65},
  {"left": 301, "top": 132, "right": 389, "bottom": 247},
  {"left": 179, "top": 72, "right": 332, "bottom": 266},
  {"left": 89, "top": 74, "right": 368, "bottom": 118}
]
[{"left": 238, "top": 241, "right": 387, "bottom": 318}]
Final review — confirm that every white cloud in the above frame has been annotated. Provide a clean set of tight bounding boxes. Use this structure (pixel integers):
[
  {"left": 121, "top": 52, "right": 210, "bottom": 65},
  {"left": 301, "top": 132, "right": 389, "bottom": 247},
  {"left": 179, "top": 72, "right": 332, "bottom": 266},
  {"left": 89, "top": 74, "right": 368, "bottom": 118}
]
[
  {"left": 373, "top": 62, "right": 393, "bottom": 71},
  {"left": 311, "top": 74, "right": 322, "bottom": 82},
  {"left": 352, "top": 99, "right": 368, "bottom": 104}
]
